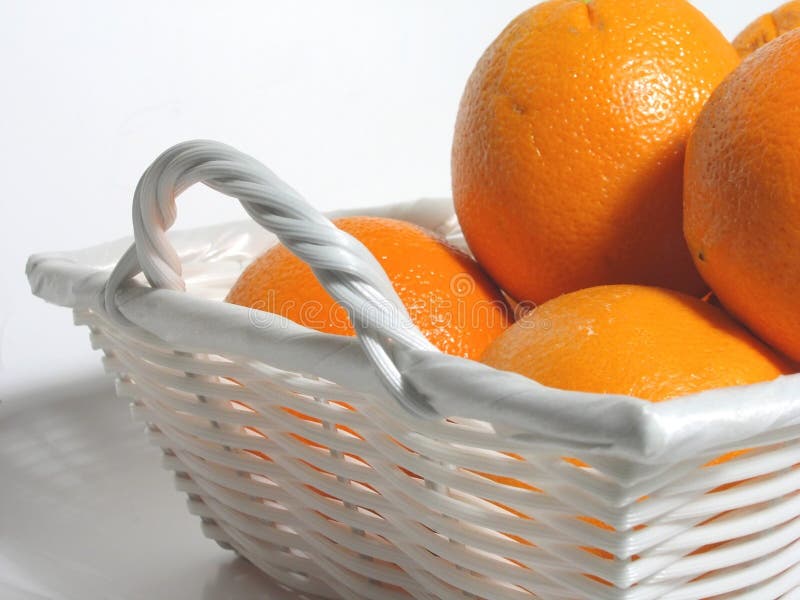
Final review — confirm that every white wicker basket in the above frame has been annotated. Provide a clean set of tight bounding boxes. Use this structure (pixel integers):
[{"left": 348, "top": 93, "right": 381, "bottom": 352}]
[{"left": 27, "top": 141, "right": 800, "bottom": 600}]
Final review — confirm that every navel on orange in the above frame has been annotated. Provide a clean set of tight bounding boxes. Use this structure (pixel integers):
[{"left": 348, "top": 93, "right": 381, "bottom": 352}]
[{"left": 733, "top": 0, "right": 800, "bottom": 58}]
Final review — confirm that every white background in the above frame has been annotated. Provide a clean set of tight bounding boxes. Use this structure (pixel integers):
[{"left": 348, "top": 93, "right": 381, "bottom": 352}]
[
  {"left": 0, "top": 2, "right": 770, "bottom": 599},
  {"left": 1, "top": 0, "right": 764, "bottom": 399}
]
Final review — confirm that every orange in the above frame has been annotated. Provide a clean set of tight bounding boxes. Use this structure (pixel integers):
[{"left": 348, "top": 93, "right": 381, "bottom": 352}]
[
  {"left": 481, "top": 285, "right": 792, "bottom": 403},
  {"left": 684, "top": 30, "right": 800, "bottom": 363},
  {"left": 226, "top": 216, "right": 510, "bottom": 359},
  {"left": 452, "top": 0, "right": 739, "bottom": 305},
  {"left": 733, "top": 1, "right": 800, "bottom": 58}
]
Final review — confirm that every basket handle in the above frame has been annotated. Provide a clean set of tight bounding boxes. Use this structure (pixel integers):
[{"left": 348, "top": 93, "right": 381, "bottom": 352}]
[
  {"left": 104, "top": 139, "right": 661, "bottom": 458},
  {"left": 104, "top": 140, "right": 439, "bottom": 417}
]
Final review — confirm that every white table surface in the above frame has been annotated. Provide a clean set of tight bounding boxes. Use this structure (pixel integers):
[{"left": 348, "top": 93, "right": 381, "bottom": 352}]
[
  {"left": 0, "top": 374, "right": 301, "bottom": 600},
  {"left": 2, "top": 2, "right": 768, "bottom": 598}
]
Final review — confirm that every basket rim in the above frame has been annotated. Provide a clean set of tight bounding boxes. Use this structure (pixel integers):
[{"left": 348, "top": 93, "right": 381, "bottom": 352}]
[{"left": 27, "top": 198, "right": 800, "bottom": 464}]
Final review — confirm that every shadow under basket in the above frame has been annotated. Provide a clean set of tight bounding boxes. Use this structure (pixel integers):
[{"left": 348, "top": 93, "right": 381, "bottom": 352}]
[{"left": 27, "top": 140, "right": 800, "bottom": 600}]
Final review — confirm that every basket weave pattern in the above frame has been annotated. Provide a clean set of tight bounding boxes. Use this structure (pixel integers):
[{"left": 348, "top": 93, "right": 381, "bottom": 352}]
[{"left": 77, "top": 304, "right": 800, "bottom": 599}]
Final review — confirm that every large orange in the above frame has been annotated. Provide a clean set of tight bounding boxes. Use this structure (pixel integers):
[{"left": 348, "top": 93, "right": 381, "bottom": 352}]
[
  {"left": 452, "top": 0, "right": 739, "bottom": 305},
  {"left": 481, "top": 285, "right": 792, "bottom": 402},
  {"left": 226, "top": 216, "right": 510, "bottom": 359},
  {"left": 733, "top": 1, "right": 800, "bottom": 58},
  {"left": 684, "top": 30, "right": 800, "bottom": 363}
]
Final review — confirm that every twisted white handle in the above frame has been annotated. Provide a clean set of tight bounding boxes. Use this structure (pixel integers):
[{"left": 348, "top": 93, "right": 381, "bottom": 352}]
[{"left": 103, "top": 140, "right": 439, "bottom": 417}]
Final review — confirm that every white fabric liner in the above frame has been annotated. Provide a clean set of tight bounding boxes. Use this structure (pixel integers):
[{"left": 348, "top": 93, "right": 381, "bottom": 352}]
[{"left": 26, "top": 143, "right": 800, "bottom": 465}]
